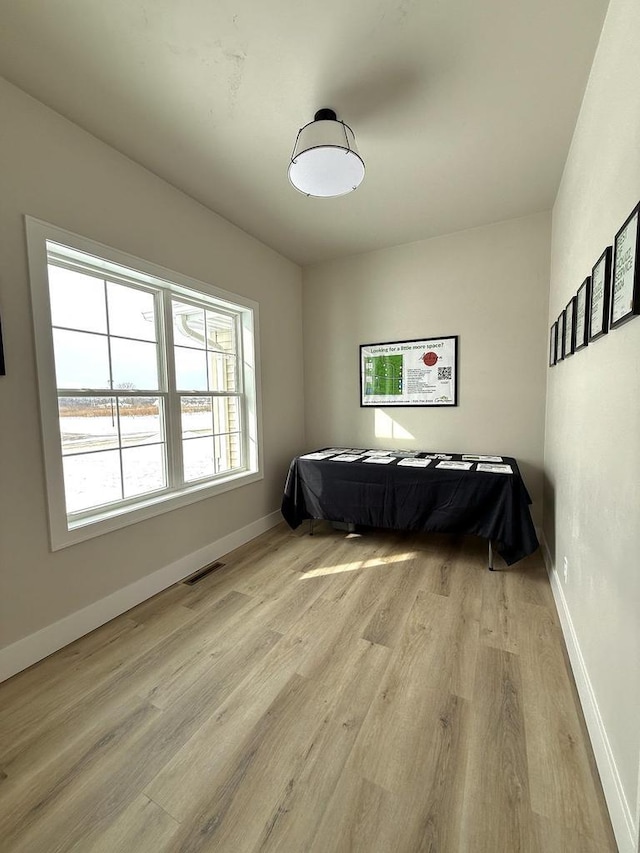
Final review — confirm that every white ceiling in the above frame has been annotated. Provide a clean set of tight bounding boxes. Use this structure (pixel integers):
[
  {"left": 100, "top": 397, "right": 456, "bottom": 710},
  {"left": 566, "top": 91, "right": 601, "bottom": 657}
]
[{"left": 0, "top": 0, "right": 609, "bottom": 266}]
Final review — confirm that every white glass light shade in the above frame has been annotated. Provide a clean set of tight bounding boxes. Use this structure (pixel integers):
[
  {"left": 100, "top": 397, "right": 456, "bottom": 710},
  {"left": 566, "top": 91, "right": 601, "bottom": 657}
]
[{"left": 288, "top": 116, "right": 365, "bottom": 198}]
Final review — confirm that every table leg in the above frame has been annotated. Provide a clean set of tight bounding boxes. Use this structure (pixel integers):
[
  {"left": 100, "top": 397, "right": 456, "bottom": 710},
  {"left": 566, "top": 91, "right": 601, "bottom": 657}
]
[
  {"left": 309, "top": 518, "right": 314, "bottom": 536},
  {"left": 488, "top": 539, "right": 494, "bottom": 571}
]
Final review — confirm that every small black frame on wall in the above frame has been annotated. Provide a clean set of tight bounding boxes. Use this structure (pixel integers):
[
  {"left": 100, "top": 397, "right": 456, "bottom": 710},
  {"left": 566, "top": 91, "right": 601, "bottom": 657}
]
[
  {"left": 549, "top": 321, "right": 558, "bottom": 367},
  {"left": 0, "top": 315, "right": 5, "bottom": 376},
  {"left": 557, "top": 311, "right": 566, "bottom": 361},
  {"left": 611, "top": 201, "right": 640, "bottom": 329},
  {"left": 563, "top": 297, "right": 576, "bottom": 358},
  {"left": 590, "top": 246, "right": 612, "bottom": 341},
  {"left": 575, "top": 277, "right": 590, "bottom": 352}
]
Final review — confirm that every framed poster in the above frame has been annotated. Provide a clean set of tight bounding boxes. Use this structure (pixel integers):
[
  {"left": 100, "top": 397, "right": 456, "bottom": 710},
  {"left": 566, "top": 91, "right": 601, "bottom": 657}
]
[
  {"left": 563, "top": 297, "right": 576, "bottom": 357},
  {"left": 574, "top": 277, "right": 590, "bottom": 352},
  {"left": 590, "top": 246, "right": 612, "bottom": 341},
  {"left": 557, "top": 311, "right": 566, "bottom": 361},
  {"left": 611, "top": 202, "right": 640, "bottom": 328},
  {"left": 549, "top": 322, "right": 558, "bottom": 366},
  {"left": 360, "top": 336, "right": 458, "bottom": 407}
]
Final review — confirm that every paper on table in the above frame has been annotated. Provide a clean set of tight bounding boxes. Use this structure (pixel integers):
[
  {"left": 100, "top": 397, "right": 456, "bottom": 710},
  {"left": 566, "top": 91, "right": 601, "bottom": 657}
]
[
  {"left": 362, "top": 450, "right": 393, "bottom": 456},
  {"left": 397, "top": 458, "right": 432, "bottom": 467},
  {"left": 330, "top": 454, "right": 365, "bottom": 462},
  {"left": 462, "top": 454, "right": 504, "bottom": 462},
  {"left": 299, "top": 452, "right": 337, "bottom": 460},
  {"left": 324, "top": 447, "right": 357, "bottom": 453},
  {"left": 436, "top": 460, "right": 473, "bottom": 470},
  {"left": 363, "top": 455, "right": 396, "bottom": 464},
  {"left": 424, "top": 454, "right": 452, "bottom": 460},
  {"left": 476, "top": 463, "right": 513, "bottom": 474}
]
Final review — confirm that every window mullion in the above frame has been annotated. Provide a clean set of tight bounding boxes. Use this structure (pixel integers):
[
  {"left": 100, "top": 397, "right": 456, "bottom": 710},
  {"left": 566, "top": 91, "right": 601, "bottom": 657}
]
[
  {"left": 104, "top": 281, "right": 125, "bottom": 500},
  {"left": 161, "top": 292, "right": 184, "bottom": 487},
  {"left": 57, "top": 388, "right": 162, "bottom": 397},
  {"left": 236, "top": 313, "right": 249, "bottom": 471}
]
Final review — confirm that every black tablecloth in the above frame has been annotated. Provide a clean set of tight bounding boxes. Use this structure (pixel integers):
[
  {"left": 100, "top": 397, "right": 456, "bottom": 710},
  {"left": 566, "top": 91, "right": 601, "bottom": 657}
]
[{"left": 281, "top": 450, "right": 539, "bottom": 566}]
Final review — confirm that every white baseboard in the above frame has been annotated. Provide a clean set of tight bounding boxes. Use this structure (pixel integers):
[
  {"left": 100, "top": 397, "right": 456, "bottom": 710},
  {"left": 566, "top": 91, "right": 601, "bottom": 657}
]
[
  {"left": 0, "top": 510, "right": 282, "bottom": 684},
  {"left": 540, "top": 531, "right": 637, "bottom": 853}
]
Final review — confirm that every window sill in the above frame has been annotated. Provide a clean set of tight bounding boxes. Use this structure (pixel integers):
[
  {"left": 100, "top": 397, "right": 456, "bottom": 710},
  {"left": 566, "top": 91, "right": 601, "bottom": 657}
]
[{"left": 52, "top": 467, "right": 263, "bottom": 550}]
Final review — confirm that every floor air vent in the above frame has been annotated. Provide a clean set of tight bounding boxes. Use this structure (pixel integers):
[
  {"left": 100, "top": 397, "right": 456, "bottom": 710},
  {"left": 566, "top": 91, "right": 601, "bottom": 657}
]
[{"left": 183, "top": 561, "right": 225, "bottom": 585}]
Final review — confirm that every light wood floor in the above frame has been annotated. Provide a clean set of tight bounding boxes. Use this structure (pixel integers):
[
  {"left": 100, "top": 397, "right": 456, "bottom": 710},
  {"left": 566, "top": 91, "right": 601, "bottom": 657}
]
[{"left": 0, "top": 524, "right": 617, "bottom": 852}]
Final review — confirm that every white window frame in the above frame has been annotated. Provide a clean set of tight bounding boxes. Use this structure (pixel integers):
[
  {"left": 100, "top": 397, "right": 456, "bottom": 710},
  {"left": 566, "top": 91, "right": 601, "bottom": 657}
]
[{"left": 25, "top": 216, "right": 263, "bottom": 551}]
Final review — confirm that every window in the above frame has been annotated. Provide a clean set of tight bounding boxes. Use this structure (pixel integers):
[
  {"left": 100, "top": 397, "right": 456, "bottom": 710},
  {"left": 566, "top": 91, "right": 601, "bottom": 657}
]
[{"left": 26, "top": 218, "right": 261, "bottom": 549}]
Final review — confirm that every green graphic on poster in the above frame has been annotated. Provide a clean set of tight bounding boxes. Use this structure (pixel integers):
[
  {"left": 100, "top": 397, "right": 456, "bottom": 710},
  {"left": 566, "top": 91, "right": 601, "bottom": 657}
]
[{"left": 364, "top": 355, "right": 403, "bottom": 395}]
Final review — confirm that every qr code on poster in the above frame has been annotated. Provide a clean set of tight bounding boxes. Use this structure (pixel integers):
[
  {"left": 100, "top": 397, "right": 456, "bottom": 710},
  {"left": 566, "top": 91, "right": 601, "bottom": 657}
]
[{"left": 438, "top": 366, "right": 452, "bottom": 380}]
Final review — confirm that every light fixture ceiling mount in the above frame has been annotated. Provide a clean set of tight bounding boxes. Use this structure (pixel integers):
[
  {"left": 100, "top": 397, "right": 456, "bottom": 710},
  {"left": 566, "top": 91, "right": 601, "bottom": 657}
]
[{"left": 288, "top": 108, "right": 365, "bottom": 198}]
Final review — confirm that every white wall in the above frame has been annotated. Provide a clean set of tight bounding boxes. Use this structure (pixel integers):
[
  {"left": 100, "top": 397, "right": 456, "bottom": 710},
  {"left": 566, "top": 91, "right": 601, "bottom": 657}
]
[
  {"left": 0, "top": 79, "right": 304, "bottom": 660},
  {"left": 303, "top": 212, "right": 550, "bottom": 524},
  {"left": 544, "top": 0, "right": 640, "bottom": 848}
]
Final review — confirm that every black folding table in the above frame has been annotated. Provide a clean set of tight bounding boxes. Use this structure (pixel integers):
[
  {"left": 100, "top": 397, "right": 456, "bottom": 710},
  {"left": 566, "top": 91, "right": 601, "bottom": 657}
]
[{"left": 281, "top": 449, "right": 539, "bottom": 568}]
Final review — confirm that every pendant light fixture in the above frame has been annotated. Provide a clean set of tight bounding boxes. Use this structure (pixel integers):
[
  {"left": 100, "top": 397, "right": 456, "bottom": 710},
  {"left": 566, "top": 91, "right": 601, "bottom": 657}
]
[{"left": 288, "top": 108, "right": 365, "bottom": 198}]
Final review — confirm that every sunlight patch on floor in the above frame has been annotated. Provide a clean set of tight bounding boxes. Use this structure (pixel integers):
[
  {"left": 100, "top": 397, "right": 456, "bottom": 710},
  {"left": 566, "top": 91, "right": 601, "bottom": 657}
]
[{"left": 299, "top": 552, "right": 417, "bottom": 579}]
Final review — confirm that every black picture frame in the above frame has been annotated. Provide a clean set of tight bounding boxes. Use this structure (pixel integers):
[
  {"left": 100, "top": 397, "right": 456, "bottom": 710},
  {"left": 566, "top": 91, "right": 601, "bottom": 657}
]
[
  {"left": 549, "top": 322, "right": 558, "bottom": 367},
  {"left": 611, "top": 201, "right": 640, "bottom": 329},
  {"left": 359, "top": 335, "right": 458, "bottom": 407},
  {"left": 557, "top": 311, "right": 566, "bottom": 361},
  {"left": 0, "top": 315, "right": 5, "bottom": 376},
  {"left": 563, "top": 297, "right": 576, "bottom": 358},
  {"left": 574, "top": 277, "right": 590, "bottom": 352},
  {"left": 590, "top": 246, "right": 612, "bottom": 341}
]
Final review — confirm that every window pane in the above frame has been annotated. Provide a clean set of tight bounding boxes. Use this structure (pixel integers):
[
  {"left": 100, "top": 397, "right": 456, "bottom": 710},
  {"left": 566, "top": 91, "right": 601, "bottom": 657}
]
[
  {"left": 181, "top": 396, "right": 213, "bottom": 438},
  {"left": 212, "top": 397, "right": 239, "bottom": 435},
  {"left": 59, "top": 397, "right": 119, "bottom": 455},
  {"left": 175, "top": 347, "right": 207, "bottom": 391},
  {"left": 119, "top": 398, "right": 162, "bottom": 446},
  {"left": 107, "top": 282, "right": 156, "bottom": 341},
  {"left": 63, "top": 450, "right": 122, "bottom": 513},
  {"left": 48, "top": 265, "right": 107, "bottom": 334},
  {"left": 111, "top": 338, "right": 159, "bottom": 390},
  {"left": 173, "top": 301, "right": 205, "bottom": 348},
  {"left": 183, "top": 436, "right": 214, "bottom": 482},
  {"left": 206, "top": 311, "right": 235, "bottom": 352},
  {"left": 215, "top": 433, "right": 241, "bottom": 473},
  {"left": 53, "top": 329, "right": 111, "bottom": 389},
  {"left": 122, "top": 444, "right": 166, "bottom": 498},
  {"left": 208, "top": 353, "right": 237, "bottom": 391}
]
